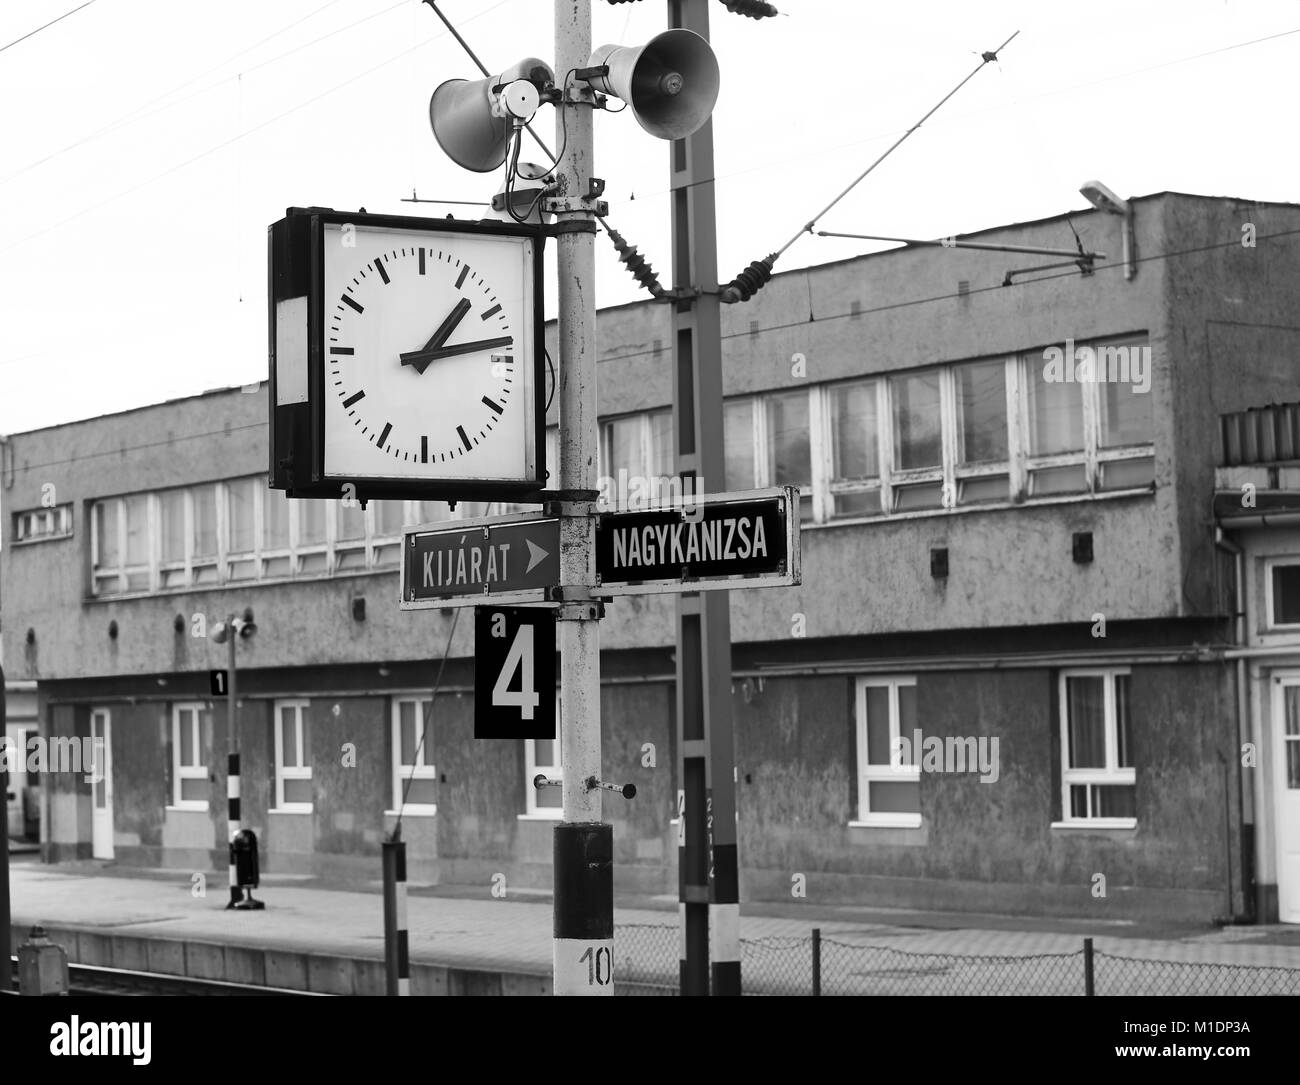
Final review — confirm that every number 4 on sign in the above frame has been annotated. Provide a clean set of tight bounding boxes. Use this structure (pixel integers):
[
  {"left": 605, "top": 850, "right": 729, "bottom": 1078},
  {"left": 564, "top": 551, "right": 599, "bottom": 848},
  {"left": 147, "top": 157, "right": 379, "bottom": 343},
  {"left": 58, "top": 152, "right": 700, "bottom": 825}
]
[
  {"left": 474, "top": 606, "right": 556, "bottom": 740},
  {"left": 492, "top": 618, "right": 539, "bottom": 720}
]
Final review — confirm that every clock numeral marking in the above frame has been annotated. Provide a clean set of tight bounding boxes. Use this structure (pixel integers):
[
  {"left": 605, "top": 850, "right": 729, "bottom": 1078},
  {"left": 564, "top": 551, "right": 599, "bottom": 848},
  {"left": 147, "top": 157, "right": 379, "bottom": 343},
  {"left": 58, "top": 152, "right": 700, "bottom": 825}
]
[
  {"left": 330, "top": 347, "right": 354, "bottom": 355},
  {"left": 480, "top": 303, "right": 501, "bottom": 321},
  {"left": 342, "top": 390, "right": 365, "bottom": 408},
  {"left": 342, "top": 295, "right": 364, "bottom": 314},
  {"left": 457, "top": 425, "right": 473, "bottom": 452},
  {"left": 421, "top": 436, "right": 428, "bottom": 464},
  {"left": 374, "top": 258, "right": 390, "bottom": 285},
  {"left": 455, "top": 264, "right": 470, "bottom": 289},
  {"left": 377, "top": 422, "right": 392, "bottom": 450},
  {"left": 482, "top": 396, "right": 503, "bottom": 415},
  {"left": 419, "top": 248, "right": 426, "bottom": 275}
]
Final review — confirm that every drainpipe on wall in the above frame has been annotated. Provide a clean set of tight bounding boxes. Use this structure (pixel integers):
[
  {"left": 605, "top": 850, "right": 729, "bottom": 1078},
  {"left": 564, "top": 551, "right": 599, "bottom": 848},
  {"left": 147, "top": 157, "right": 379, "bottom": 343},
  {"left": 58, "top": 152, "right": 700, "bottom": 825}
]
[{"left": 1215, "top": 527, "right": 1256, "bottom": 924}]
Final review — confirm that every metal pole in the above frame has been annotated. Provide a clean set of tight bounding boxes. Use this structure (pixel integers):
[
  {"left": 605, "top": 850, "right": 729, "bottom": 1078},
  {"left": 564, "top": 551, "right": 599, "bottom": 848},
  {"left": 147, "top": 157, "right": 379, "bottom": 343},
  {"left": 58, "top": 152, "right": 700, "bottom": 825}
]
[
  {"left": 811, "top": 927, "right": 821, "bottom": 997},
  {"left": 670, "top": 0, "right": 740, "bottom": 997},
  {"left": 0, "top": 666, "right": 11, "bottom": 994},
  {"left": 382, "top": 835, "right": 409, "bottom": 995},
  {"left": 1083, "top": 936, "right": 1095, "bottom": 996},
  {"left": 225, "top": 616, "right": 241, "bottom": 909},
  {"left": 550, "top": 0, "right": 612, "bottom": 997}
]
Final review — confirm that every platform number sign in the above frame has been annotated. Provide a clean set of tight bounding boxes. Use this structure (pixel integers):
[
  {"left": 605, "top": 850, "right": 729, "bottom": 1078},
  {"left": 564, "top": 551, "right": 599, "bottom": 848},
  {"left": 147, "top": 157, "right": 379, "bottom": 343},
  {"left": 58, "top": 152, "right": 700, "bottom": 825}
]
[
  {"left": 209, "top": 670, "right": 229, "bottom": 697},
  {"left": 474, "top": 606, "right": 555, "bottom": 739}
]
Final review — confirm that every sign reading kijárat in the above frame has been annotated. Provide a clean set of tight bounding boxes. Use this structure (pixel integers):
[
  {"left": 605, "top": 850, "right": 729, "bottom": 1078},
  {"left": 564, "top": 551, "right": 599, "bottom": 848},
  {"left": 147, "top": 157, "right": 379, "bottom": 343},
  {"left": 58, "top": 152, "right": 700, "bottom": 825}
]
[
  {"left": 594, "top": 486, "right": 800, "bottom": 595},
  {"left": 401, "top": 515, "right": 560, "bottom": 609}
]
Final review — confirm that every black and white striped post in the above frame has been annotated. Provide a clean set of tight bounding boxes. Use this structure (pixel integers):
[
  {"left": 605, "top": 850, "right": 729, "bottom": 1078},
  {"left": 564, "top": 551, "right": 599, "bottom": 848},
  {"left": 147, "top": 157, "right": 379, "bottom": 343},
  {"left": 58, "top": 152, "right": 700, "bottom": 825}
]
[
  {"left": 226, "top": 752, "right": 242, "bottom": 908},
  {"left": 382, "top": 835, "right": 410, "bottom": 996}
]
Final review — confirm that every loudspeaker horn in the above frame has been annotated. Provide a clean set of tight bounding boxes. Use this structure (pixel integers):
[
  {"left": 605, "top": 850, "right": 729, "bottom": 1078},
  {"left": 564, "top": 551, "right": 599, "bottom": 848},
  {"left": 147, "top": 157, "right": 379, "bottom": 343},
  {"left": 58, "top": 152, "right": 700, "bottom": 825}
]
[
  {"left": 430, "top": 57, "right": 555, "bottom": 173},
  {"left": 586, "top": 29, "right": 719, "bottom": 141}
]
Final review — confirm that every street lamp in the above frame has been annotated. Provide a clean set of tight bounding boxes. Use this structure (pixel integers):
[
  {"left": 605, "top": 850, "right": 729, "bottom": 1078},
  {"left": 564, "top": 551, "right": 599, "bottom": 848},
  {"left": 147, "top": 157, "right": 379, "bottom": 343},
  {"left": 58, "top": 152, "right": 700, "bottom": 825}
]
[
  {"left": 1080, "top": 180, "right": 1136, "bottom": 281},
  {"left": 212, "top": 608, "right": 262, "bottom": 910}
]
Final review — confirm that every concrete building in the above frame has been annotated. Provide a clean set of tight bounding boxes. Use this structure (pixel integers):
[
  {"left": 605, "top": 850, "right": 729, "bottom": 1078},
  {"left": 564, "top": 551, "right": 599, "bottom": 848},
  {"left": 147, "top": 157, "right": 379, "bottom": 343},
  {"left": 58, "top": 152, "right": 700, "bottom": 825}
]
[{"left": 3, "top": 190, "right": 1298, "bottom": 921}]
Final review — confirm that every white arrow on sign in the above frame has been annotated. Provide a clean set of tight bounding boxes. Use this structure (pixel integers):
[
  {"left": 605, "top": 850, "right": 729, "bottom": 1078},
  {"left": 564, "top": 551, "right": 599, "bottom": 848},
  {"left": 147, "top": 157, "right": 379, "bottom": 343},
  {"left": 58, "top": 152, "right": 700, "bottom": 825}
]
[{"left": 525, "top": 538, "right": 549, "bottom": 575}]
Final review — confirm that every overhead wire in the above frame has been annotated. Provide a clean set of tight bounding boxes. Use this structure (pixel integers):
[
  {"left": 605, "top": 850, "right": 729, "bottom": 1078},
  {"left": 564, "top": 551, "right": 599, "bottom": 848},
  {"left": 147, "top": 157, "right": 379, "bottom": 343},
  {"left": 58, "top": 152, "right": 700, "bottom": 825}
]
[
  {"left": 0, "top": 0, "right": 364, "bottom": 186},
  {"left": 0, "top": 0, "right": 97, "bottom": 54},
  {"left": 9, "top": 224, "right": 1298, "bottom": 462},
  {"left": 0, "top": 0, "right": 513, "bottom": 256}
]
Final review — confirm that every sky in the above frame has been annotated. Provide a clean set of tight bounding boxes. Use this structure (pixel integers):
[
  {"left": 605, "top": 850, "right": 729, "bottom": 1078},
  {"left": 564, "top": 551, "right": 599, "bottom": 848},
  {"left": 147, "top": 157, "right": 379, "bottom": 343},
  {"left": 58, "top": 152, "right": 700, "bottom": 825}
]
[{"left": 0, "top": 0, "right": 1297, "bottom": 434}]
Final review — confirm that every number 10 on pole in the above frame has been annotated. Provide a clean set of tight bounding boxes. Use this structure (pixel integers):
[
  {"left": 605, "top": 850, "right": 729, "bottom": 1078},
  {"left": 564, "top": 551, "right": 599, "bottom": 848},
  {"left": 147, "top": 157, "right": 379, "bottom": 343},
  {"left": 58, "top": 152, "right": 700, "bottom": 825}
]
[{"left": 474, "top": 607, "right": 557, "bottom": 740}]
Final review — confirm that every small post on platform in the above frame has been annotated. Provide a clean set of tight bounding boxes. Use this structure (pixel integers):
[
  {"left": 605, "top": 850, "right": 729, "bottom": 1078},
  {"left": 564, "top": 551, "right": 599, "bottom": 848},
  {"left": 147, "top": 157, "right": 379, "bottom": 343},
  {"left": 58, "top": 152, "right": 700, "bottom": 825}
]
[
  {"left": 0, "top": 667, "right": 10, "bottom": 995},
  {"left": 382, "top": 833, "right": 410, "bottom": 996}
]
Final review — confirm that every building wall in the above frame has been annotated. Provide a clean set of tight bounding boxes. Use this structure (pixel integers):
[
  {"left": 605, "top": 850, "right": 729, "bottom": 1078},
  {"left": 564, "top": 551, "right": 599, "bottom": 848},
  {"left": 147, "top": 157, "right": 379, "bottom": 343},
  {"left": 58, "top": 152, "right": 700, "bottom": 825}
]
[{"left": 731, "top": 662, "right": 1236, "bottom": 919}]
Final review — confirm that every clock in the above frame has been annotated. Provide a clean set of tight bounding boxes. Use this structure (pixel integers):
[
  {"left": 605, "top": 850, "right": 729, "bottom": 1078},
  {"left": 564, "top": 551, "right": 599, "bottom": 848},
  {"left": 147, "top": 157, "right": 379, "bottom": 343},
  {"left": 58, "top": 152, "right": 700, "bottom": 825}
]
[{"left": 268, "top": 209, "right": 546, "bottom": 502}]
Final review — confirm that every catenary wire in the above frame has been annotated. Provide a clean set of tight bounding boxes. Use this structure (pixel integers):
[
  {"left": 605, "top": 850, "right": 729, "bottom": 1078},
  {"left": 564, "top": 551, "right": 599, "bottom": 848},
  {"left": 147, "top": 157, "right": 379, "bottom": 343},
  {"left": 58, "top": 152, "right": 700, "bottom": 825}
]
[
  {"left": 0, "top": 0, "right": 381, "bottom": 186},
  {"left": 9, "top": 225, "right": 1299, "bottom": 468},
  {"left": 0, "top": 0, "right": 97, "bottom": 54},
  {"left": 0, "top": 0, "right": 513, "bottom": 256}
]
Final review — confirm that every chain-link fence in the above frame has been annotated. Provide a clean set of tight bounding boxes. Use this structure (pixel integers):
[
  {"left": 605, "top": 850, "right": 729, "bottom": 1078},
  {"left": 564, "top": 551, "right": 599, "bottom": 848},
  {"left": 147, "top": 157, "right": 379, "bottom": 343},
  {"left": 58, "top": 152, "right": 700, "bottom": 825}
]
[{"left": 615, "top": 924, "right": 1300, "bottom": 995}]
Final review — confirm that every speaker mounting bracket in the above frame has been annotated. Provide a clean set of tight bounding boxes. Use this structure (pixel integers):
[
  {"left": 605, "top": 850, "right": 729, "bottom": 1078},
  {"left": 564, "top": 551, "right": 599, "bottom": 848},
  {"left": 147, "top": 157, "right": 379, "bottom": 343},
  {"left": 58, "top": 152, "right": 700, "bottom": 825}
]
[{"left": 542, "top": 196, "right": 608, "bottom": 218}]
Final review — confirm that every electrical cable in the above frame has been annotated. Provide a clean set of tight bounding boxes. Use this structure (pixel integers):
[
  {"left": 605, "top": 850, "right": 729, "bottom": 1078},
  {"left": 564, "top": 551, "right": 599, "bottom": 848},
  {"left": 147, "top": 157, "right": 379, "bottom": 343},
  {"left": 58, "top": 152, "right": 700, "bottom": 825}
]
[
  {"left": 0, "top": 0, "right": 96, "bottom": 55},
  {"left": 0, "top": 0, "right": 513, "bottom": 256},
  {"left": 0, "top": 0, "right": 384, "bottom": 187},
  {"left": 10, "top": 224, "right": 1299, "bottom": 462},
  {"left": 717, "top": 29, "right": 1019, "bottom": 305},
  {"left": 545, "top": 348, "right": 556, "bottom": 413},
  {"left": 610, "top": 23, "right": 1300, "bottom": 214}
]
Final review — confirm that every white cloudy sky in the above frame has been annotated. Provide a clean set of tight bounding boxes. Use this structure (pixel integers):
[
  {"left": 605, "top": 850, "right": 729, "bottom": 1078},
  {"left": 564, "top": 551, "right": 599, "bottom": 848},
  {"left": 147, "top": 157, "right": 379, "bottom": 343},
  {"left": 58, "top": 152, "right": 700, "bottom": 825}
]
[{"left": 0, "top": 0, "right": 1297, "bottom": 434}]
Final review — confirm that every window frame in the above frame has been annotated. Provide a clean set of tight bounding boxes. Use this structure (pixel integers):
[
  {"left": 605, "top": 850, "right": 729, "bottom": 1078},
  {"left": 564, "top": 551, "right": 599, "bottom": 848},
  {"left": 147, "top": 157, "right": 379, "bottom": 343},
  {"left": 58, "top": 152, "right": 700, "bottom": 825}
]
[
  {"left": 1019, "top": 336, "right": 1155, "bottom": 499},
  {"left": 390, "top": 695, "right": 437, "bottom": 816},
  {"left": 853, "top": 676, "right": 922, "bottom": 829},
  {"left": 273, "top": 699, "right": 313, "bottom": 813},
  {"left": 521, "top": 694, "right": 563, "bottom": 819},
  {"left": 1265, "top": 559, "right": 1300, "bottom": 631},
  {"left": 170, "top": 702, "right": 209, "bottom": 812},
  {"left": 12, "top": 504, "right": 72, "bottom": 544},
  {"left": 1056, "top": 667, "right": 1137, "bottom": 829}
]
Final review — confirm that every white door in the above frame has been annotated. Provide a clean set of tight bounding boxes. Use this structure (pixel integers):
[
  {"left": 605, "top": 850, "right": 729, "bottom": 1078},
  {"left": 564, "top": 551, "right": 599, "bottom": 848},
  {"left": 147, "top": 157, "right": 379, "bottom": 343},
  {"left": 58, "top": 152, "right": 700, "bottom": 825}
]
[
  {"left": 4, "top": 725, "right": 27, "bottom": 839},
  {"left": 90, "top": 709, "right": 113, "bottom": 860},
  {"left": 1276, "top": 678, "right": 1300, "bottom": 923}
]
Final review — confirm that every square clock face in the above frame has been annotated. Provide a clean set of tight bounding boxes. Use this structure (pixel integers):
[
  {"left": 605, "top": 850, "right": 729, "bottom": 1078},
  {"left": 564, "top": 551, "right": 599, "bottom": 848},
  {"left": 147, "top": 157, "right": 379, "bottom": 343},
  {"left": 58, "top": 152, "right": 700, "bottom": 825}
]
[{"left": 318, "top": 221, "right": 539, "bottom": 486}]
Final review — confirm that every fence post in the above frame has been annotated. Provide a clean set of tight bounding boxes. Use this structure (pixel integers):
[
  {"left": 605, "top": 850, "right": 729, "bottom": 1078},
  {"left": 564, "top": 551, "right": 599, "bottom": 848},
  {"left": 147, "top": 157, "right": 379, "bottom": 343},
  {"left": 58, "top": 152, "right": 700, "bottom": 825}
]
[
  {"left": 1083, "top": 936, "right": 1094, "bottom": 997},
  {"left": 812, "top": 927, "right": 821, "bottom": 997}
]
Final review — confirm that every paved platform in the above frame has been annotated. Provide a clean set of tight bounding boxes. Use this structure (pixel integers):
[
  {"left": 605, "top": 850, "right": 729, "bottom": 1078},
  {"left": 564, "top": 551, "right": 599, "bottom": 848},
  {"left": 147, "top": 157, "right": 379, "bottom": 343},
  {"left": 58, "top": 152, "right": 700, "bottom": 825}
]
[{"left": 8, "top": 855, "right": 1300, "bottom": 994}]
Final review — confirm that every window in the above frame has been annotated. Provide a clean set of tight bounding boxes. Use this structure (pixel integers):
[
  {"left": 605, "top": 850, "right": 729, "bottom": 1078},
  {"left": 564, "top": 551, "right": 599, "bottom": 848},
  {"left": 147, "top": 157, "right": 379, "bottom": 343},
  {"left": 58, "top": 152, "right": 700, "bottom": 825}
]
[
  {"left": 92, "top": 495, "right": 150, "bottom": 594},
  {"left": 599, "top": 409, "right": 675, "bottom": 509},
  {"left": 335, "top": 501, "right": 367, "bottom": 571},
  {"left": 724, "top": 399, "right": 758, "bottom": 492},
  {"left": 1058, "top": 670, "right": 1136, "bottom": 826},
  {"left": 1268, "top": 562, "right": 1300, "bottom": 628},
  {"left": 296, "top": 500, "right": 328, "bottom": 575},
  {"left": 171, "top": 703, "right": 210, "bottom": 810},
  {"left": 12, "top": 505, "right": 72, "bottom": 544},
  {"left": 954, "top": 359, "right": 1009, "bottom": 504},
  {"left": 523, "top": 696, "right": 562, "bottom": 818},
  {"left": 372, "top": 501, "right": 406, "bottom": 566},
  {"left": 766, "top": 390, "right": 813, "bottom": 520},
  {"left": 890, "top": 371, "right": 944, "bottom": 510},
  {"left": 827, "top": 380, "right": 881, "bottom": 518},
  {"left": 853, "top": 677, "right": 921, "bottom": 828},
  {"left": 191, "top": 484, "right": 219, "bottom": 584},
  {"left": 391, "top": 697, "right": 436, "bottom": 814},
  {"left": 1023, "top": 335, "right": 1154, "bottom": 496},
  {"left": 226, "top": 477, "right": 258, "bottom": 581},
  {"left": 274, "top": 701, "right": 312, "bottom": 811},
  {"left": 262, "top": 487, "right": 291, "bottom": 578}
]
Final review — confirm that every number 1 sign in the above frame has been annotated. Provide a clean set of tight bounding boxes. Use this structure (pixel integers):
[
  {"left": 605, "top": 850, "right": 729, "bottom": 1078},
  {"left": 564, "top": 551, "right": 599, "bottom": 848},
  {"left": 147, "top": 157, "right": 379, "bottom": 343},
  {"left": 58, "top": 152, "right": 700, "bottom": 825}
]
[{"left": 474, "top": 606, "right": 556, "bottom": 739}]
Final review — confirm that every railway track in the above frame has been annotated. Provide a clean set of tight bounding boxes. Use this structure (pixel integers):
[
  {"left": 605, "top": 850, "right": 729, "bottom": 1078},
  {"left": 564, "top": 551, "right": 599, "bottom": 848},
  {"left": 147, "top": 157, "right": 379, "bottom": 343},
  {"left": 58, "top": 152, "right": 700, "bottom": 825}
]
[{"left": 8, "top": 957, "right": 319, "bottom": 996}]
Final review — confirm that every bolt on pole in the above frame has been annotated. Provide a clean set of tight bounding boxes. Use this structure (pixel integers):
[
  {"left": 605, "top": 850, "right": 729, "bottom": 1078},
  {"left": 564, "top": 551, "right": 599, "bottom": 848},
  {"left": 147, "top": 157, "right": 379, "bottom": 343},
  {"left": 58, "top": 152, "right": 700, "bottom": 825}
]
[{"left": 550, "top": 0, "right": 613, "bottom": 996}]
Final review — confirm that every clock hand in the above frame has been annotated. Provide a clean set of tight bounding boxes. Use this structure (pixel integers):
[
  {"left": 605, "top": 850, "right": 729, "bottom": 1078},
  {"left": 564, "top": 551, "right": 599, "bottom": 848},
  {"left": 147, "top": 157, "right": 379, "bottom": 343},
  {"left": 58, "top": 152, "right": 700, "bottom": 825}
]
[
  {"left": 400, "top": 336, "right": 513, "bottom": 374},
  {"left": 418, "top": 297, "right": 471, "bottom": 354}
]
